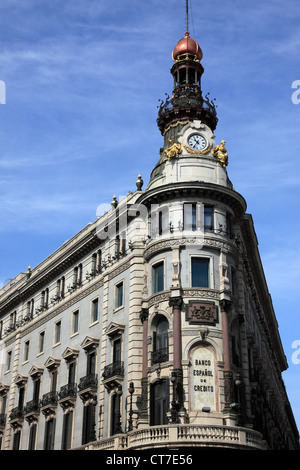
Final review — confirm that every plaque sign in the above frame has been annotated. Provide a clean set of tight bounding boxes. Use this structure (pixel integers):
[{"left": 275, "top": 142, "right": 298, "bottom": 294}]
[{"left": 191, "top": 347, "right": 216, "bottom": 411}]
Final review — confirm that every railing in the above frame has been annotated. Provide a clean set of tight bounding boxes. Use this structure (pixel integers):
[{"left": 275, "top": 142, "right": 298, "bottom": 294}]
[
  {"left": 78, "top": 374, "right": 98, "bottom": 391},
  {"left": 151, "top": 348, "right": 169, "bottom": 365},
  {"left": 24, "top": 399, "right": 40, "bottom": 415},
  {"left": 102, "top": 362, "right": 124, "bottom": 380},
  {"left": 74, "top": 424, "right": 266, "bottom": 451},
  {"left": 9, "top": 406, "right": 24, "bottom": 421},
  {"left": 0, "top": 413, "right": 6, "bottom": 426},
  {"left": 40, "top": 391, "right": 58, "bottom": 408},
  {"left": 127, "top": 425, "right": 266, "bottom": 450},
  {"left": 58, "top": 383, "right": 77, "bottom": 400}
]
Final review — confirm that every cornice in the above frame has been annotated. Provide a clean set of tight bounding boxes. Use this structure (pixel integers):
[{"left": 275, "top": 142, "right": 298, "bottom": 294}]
[
  {"left": 143, "top": 234, "right": 237, "bottom": 261},
  {"left": 136, "top": 181, "right": 247, "bottom": 218},
  {"left": 240, "top": 214, "right": 288, "bottom": 372},
  {"left": 0, "top": 227, "right": 102, "bottom": 315}
]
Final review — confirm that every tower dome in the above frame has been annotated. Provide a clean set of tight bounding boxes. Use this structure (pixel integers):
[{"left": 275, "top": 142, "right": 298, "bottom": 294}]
[{"left": 172, "top": 31, "right": 203, "bottom": 61}]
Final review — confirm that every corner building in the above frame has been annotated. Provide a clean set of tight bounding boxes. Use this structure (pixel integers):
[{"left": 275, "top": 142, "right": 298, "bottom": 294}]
[{"left": 0, "top": 31, "right": 298, "bottom": 451}]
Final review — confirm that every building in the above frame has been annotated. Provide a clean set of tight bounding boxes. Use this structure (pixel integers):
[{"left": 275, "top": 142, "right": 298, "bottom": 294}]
[{"left": 0, "top": 26, "right": 299, "bottom": 451}]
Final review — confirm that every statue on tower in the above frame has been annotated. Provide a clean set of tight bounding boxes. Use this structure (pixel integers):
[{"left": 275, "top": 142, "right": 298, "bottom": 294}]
[
  {"left": 212, "top": 140, "right": 228, "bottom": 167},
  {"left": 164, "top": 139, "right": 182, "bottom": 161}
]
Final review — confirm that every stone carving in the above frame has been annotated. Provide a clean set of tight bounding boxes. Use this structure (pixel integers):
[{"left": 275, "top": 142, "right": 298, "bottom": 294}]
[
  {"left": 164, "top": 139, "right": 182, "bottom": 160},
  {"left": 212, "top": 140, "right": 228, "bottom": 167},
  {"left": 186, "top": 301, "right": 218, "bottom": 325}
]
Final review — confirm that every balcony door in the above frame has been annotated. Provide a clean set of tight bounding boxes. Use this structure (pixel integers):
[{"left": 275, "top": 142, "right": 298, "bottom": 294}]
[{"left": 150, "top": 379, "right": 169, "bottom": 426}]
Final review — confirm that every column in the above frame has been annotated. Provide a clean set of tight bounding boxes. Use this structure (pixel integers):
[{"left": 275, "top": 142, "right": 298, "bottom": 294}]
[
  {"left": 220, "top": 299, "right": 234, "bottom": 412},
  {"left": 139, "top": 308, "right": 149, "bottom": 425}
]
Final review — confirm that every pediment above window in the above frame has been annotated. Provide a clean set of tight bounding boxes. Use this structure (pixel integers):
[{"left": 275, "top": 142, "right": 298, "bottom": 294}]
[
  {"left": 62, "top": 347, "right": 79, "bottom": 362},
  {"left": 81, "top": 336, "right": 100, "bottom": 351},
  {"left": 28, "top": 365, "right": 44, "bottom": 378},
  {"left": 44, "top": 356, "right": 61, "bottom": 370},
  {"left": 14, "top": 374, "right": 28, "bottom": 386},
  {"left": 105, "top": 322, "right": 125, "bottom": 339},
  {"left": 0, "top": 382, "right": 9, "bottom": 395}
]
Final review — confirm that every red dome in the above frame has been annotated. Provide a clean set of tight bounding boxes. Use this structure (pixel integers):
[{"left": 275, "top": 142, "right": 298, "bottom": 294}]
[{"left": 172, "top": 31, "right": 203, "bottom": 61}]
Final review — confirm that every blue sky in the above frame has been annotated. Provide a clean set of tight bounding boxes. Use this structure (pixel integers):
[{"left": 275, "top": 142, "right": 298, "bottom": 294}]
[{"left": 0, "top": 0, "right": 299, "bottom": 432}]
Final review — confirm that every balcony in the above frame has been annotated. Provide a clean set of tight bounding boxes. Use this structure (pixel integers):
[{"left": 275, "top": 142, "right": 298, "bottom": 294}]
[
  {"left": 9, "top": 406, "right": 24, "bottom": 430},
  {"left": 78, "top": 424, "right": 267, "bottom": 451},
  {"left": 58, "top": 383, "right": 77, "bottom": 412},
  {"left": 0, "top": 413, "right": 6, "bottom": 431},
  {"left": 24, "top": 399, "right": 40, "bottom": 424},
  {"left": 151, "top": 348, "right": 169, "bottom": 365},
  {"left": 102, "top": 361, "right": 124, "bottom": 390},
  {"left": 40, "top": 391, "right": 58, "bottom": 419},
  {"left": 78, "top": 374, "right": 98, "bottom": 403}
]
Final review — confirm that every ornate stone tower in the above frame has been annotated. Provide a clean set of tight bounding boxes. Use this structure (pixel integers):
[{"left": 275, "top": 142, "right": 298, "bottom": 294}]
[{"left": 134, "top": 26, "right": 299, "bottom": 449}]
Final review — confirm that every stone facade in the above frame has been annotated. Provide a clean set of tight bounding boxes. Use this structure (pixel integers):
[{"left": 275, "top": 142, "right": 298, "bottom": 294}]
[{"left": 0, "top": 30, "right": 298, "bottom": 451}]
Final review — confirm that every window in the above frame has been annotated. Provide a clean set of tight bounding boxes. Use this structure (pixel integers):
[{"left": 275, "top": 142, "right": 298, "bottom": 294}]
[
  {"left": 91, "top": 298, "right": 99, "bottom": 323},
  {"left": 191, "top": 258, "right": 209, "bottom": 288},
  {"left": 41, "top": 288, "right": 49, "bottom": 310},
  {"left": 72, "top": 310, "right": 79, "bottom": 335},
  {"left": 44, "top": 418, "right": 56, "bottom": 450},
  {"left": 38, "top": 331, "right": 45, "bottom": 354},
  {"left": 56, "top": 277, "right": 65, "bottom": 300},
  {"left": 153, "top": 261, "right": 164, "bottom": 293},
  {"left": 150, "top": 379, "right": 169, "bottom": 426},
  {"left": 82, "top": 403, "right": 96, "bottom": 445},
  {"left": 204, "top": 205, "right": 214, "bottom": 232},
  {"left": 6, "top": 350, "right": 12, "bottom": 372},
  {"left": 62, "top": 411, "right": 73, "bottom": 450},
  {"left": 28, "top": 423, "right": 37, "bottom": 450},
  {"left": 24, "top": 340, "right": 30, "bottom": 362},
  {"left": 152, "top": 316, "right": 169, "bottom": 365},
  {"left": 50, "top": 369, "right": 58, "bottom": 393},
  {"left": 68, "top": 361, "right": 76, "bottom": 385},
  {"left": 113, "top": 338, "right": 122, "bottom": 364},
  {"left": 86, "top": 351, "right": 96, "bottom": 376},
  {"left": 183, "top": 203, "right": 197, "bottom": 231},
  {"left": 115, "top": 282, "right": 123, "bottom": 309},
  {"left": 54, "top": 321, "right": 61, "bottom": 345}
]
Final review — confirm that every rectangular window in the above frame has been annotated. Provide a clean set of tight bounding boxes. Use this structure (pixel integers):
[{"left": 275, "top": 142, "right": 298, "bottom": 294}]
[
  {"left": 51, "top": 369, "right": 58, "bottom": 393},
  {"left": 184, "top": 203, "right": 197, "bottom": 231},
  {"left": 72, "top": 310, "right": 79, "bottom": 335},
  {"left": 38, "top": 331, "right": 45, "bottom": 354},
  {"left": 44, "top": 418, "right": 56, "bottom": 450},
  {"left": 113, "top": 338, "right": 121, "bottom": 363},
  {"left": 191, "top": 258, "right": 210, "bottom": 288},
  {"left": 24, "top": 340, "right": 30, "bottom": 362},
  {"left": 91, "top": 298, "right": 99, "bottom": 323},
  {"left": 28, "top": 423, "right": 37, "bottom": 450},
  {"left": 115, "top": 282, "right": 123, "bottom": 309},
  {"left": 62, "top": 410, "right": 73, "bottom": 450},
  {"left": 54, "top": 321, "right": 61, "bottom": 345},
  {"left": 153, "top": 261, "right": 164, "bottom": 293},
  {"left": 6, "top": 350, "right": 12, "bottom": 372},
  {"left": 204, "top": 206, "right": 214, "bottom": 232}
]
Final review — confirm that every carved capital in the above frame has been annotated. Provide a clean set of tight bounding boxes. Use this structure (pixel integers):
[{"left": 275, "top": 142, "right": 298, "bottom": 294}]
[
  {"left": 140, "top": 308, "right": 149, "bottom": 323},
  {"left": 220, "top": 299, "right": 232, "bottom": 313},
  {"left": 169, "top": 296, "right": 182, "bottom": 309}
]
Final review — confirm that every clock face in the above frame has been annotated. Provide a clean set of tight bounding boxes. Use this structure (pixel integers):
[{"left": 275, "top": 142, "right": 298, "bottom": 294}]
[{"left": 188, "top": 134, "right": 207, "bottom": 151}]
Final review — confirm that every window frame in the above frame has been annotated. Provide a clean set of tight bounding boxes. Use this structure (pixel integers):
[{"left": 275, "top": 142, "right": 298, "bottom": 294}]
[
  {"left": 152, "top": 260, "right": 164, "bottom": 294},
  {"left": 190, "top": 256, "right": 211, "bottom": 288},
  {"left": 71, "top": 309, "right": 79, "bottom": 336},
  {"left": 90, "top": 297, "right": 99, "bottom": 325},
  {"left": 115, "top": 281, "right": 124, "bottom": 310}
]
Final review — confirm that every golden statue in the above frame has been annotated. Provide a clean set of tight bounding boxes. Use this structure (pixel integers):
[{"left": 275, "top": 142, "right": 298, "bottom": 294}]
[
  {"left": 212, "top": 140, "right": 228, "bottom": 167},
  {"left": 164, "top": 139, "right": 182, "bottom": 160}
]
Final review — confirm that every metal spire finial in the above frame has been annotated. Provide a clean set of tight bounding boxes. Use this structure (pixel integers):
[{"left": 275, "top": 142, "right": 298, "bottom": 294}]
[{"left": 186, "top": 0, "right": 189, "bottom": 32}]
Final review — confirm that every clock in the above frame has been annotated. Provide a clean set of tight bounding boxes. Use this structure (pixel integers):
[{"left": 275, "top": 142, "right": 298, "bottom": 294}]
[{"left": 188, "top": 133, "right": 207, "bottom": 151}]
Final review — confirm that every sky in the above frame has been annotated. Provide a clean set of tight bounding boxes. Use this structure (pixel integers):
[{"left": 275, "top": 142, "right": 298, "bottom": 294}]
[{"left": 0, "top": 0, "right": 299, "bottom": 434}]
